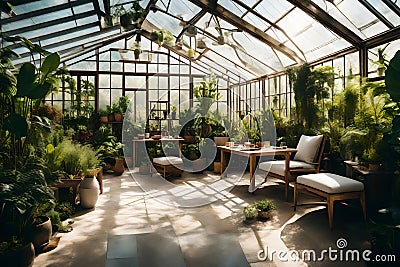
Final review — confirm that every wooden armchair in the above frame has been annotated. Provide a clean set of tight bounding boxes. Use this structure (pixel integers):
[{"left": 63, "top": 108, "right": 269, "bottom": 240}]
[{"left": 258, "top": 135, "right": 326, "bottom": 200}]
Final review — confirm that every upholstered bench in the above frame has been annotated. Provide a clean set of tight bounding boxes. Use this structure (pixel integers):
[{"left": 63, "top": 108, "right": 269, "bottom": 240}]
[
  {"left": 294, "top": 173, "right": 366, "bottom": 230},
  {"left": 152, "top": 156, "right": 184, "bottom": 178}
]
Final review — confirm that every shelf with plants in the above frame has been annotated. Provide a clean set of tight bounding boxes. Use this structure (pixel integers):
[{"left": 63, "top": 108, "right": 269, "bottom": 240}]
[{"left": 148, "top": 100, "right": 170, "bottom": 120}]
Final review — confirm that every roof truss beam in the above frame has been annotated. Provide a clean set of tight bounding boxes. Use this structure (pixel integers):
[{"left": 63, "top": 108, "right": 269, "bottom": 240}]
[
  {"left": 287, "top": 0, "right": 363, "bottom": 48},
  {"left": 188, "top": 0, "right": 304, "bottom": 64},
  {"left": 358, "top": 0, "right": 394, "bottom": 29}
]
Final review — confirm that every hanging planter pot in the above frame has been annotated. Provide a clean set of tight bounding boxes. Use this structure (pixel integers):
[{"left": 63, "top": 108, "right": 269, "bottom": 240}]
[{"left": 119, "top": 14, "right": 133, "bottom": 31}]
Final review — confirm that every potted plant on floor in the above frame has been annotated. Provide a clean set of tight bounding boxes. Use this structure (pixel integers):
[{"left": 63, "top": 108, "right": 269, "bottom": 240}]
[
  {"left": 0, "top": 170, "right": 55, "bottom": 265},
  {"left": 254, "top": 199, "right": 276, "bottom": 220},
  {"left": 243, "top": 204, "right": 258, "bottom": 222}
]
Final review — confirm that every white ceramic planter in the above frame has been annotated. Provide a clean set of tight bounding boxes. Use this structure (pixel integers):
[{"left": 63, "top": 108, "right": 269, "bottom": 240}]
[{"left": 79, "top": 177, "right": 99, "bottom": 209}]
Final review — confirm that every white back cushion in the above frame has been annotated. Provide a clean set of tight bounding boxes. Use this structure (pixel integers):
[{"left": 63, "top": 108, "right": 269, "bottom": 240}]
[{"left": 293, "top": 135, "right": 323, "bottom": 163}]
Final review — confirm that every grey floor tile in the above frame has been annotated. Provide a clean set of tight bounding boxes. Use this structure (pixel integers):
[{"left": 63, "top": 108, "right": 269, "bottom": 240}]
[
  {"left": 107, "top": 235, "right": 138, "bottom": 259},
  {"left": 106, "top": 257, "right": 138, "bottom": 267}
]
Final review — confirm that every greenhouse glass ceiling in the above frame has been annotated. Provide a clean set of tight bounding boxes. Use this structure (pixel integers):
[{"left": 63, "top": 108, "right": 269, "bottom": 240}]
[{"left": 1, "top": 0, "right": 400, "bottom": 80}]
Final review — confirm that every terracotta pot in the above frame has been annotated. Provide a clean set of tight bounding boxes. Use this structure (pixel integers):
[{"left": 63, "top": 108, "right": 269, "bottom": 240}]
[
  {"left": 257, "top": 210, "right": 273, "bottom": 220},
  {"left": 100, "top": 116, "right": 108, "bottom": 123},
  {"left": 0, "top": 242, "right": 35, "bottom": 267},
  {"left": 113, "top": 158, "right": 125, "bottom": 175},
  {"left": 32, "top": 216, "right": 52, "bottom": 251},
  {"left": 107, "top": 114, "right": 115, "bottom": 122},
  {"left": 114, "top": 113, "right": 123, "bottom": 122},
  {"left": 79, "top": 176, "right": 100, "bottom": 209}
]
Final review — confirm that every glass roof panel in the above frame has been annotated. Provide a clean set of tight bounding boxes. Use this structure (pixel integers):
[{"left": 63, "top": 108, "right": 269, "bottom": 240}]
[
  {"left": 11, "top": 0, "right": 70, "bottom": 15},
  {"left": 41, "top": 27, "right": 100, "bottom": 47},
  {"left": 255, "top": 0, "right": 294, "bottom": 23},
  {"left": 167, "top": 0, "right": 201, "bottom": 19},
  {"left": 6, "top": 21, "right": 77, "bottom": 40},
  {"left": 242, "top": 12, "right": 270, "bottom": 31},
  {"left": 97, "top": 0, "right": 105, "bottom": 13},
  {"left": 76, "top": 15, "right": 99, "bottom": 27},
  {"left": 146, "top": 11, "right": 181, "bottom": 36},
  {"left": 277, "top": 8, "right": 351, "bottom": 61},
  {"left": 366, "top": 0, "right": 400, "bottom": 26},
  {"left": 235, "top": 0, "right": 261, "bottom": 8},
  {"left": 335, "top": 0, "right": 389, "bottom": 37},
  {"left": 231, "top": 33, "right": 282, "bottom": 72},
  {"left": 311, "top": 0, "right": 365, "bottom": 38},
  {"left": 73, "top": 2, "right": 95, "bottom": 14},
  {"left": 218, "top": 0, "right": 246, "bottom": 17}
]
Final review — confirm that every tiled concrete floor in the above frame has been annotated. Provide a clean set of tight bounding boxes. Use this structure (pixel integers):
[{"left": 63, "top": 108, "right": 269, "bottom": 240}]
[{"left": 33, "top": 170, "right": 369, "bottom": 267}]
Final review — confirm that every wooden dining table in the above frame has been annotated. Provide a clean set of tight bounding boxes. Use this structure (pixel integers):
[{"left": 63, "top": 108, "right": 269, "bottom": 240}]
[{"left": 218, "top": 146, "right": 298, "bottom": 192}]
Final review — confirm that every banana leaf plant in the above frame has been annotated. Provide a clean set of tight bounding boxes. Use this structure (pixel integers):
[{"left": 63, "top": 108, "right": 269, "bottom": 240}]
[{"left": 0, "top": 33, "right": 61, "bottom": 170}]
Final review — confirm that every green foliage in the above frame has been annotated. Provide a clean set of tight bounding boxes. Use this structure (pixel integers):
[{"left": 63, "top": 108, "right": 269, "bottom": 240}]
[
  {"left": 111, "top": 0, "right": 145, "bottom": 21},
  {"left": 97, "top": 136, "right": 124, "bottom": 165},
  {"left": 150, "top": 29, "right": 175, "bottom": 46},
  {"left": 254, "top": 199, "right": 276, "bottom": 212},
  {"left": 0, "top": 169, "right": 55, "bottom": 240},
  {"left": 287, "top": 64, "right": 335, "bottom": 130},
  {"left": 382, "top": 50, "right": 400, "bottom": 171},
  {"left": 243, "top": 205, "right": 258, "bottom": 219},
  {"left": 0, "top": 34, "right": 62, "bottom": 175},
  {"left": 118, "top": 96, "right": 130, "bottom": 113},
  {"left": 54, "top": 201, "right": 75, "bottom": 221},
  {"left": 50, "top": 139, "right": 100, "bottom": 176}
]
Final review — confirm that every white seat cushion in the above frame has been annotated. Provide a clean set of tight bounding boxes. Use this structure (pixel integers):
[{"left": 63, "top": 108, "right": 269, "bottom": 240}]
[
  {"left": 259, "top": 160, "right": 316, "bottom": 177},
  {"left": 293, "top": 135, "right": 324, "bottom": 163},
  {"left": 153, "top": 156, "right": 183, "bottom": 166},
  {"left": 297, "top": 173, "right": 364, "bottom": 194}
]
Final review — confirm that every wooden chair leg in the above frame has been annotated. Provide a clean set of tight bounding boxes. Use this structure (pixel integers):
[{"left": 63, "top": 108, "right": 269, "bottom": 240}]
[
  {"left": 360, "top": 192, "right": 366, "bottom": 221},
  {"left": 327, "top": 196, "right": 334, "bottom": 231},
  {"left": 293, "top": 183, "right": 298, "bottom": 211},
  {"left": 285, "top": 181, "right": 289, "bottom": 202}
]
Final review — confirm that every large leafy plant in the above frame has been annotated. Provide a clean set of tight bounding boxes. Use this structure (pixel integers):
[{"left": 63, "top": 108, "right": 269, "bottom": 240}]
[
  {"left": 0, "top": 169, "right": 55, "bottom": 241},
  {"left": 0, "top": 33, "right": 61, "bottom": 171},
  {"left": 381, "top": 50, "right": 400, "bottom": 171}
]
